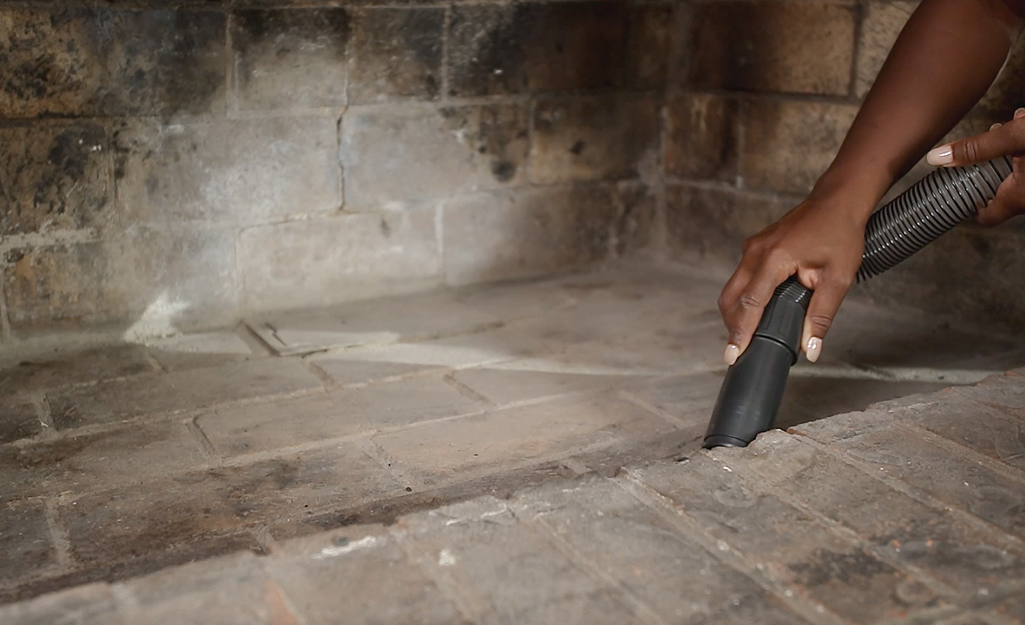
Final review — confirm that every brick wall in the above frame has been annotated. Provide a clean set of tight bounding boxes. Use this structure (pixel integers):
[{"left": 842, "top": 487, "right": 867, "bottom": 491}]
[
  {"left": 0, "top": 0, "right": 667, "bottom": 342},
  {"left": 665, "top": 0, "right": 1025, "bottom": 328}
]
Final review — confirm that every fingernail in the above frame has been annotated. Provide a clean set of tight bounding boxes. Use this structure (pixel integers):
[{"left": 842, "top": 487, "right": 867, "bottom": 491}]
[
  {"left": 806, "top": 337, "right": 822, "bottom": 363},
  {"left": 991, "top": 122, "right": 1002, "bottom": 131},
  {"left": 1015, "top": 107, "right": 1025, "bottom": 119},
  {"left": 926, "top": 145, "right": 953, "bottom": 166},
  {"left": 724, "top": 344, "right": 740, "bottom": 366}
]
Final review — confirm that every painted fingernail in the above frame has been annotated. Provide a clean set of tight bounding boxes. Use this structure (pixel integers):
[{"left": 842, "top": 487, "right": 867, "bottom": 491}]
[
  {"left": 806, "top": 337, "right": 822, "bottom": 363},
  {"left": 926, "top": 145, "right": 953, "bottom": 166},
  {"left": 1015, "top": 107, "right": 1025, "bottom": 119},
  {"left": 724, "top": 344, "right": 740, "bottom": 366}
]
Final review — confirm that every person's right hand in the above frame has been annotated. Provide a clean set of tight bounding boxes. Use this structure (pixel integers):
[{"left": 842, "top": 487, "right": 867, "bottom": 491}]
[{"left": 718, "top": 192, "right": 869, "bottom": 367}]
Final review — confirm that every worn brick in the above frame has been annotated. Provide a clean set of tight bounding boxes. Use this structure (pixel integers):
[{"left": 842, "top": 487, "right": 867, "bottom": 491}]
[
  {"left": 442, "top": 185, "right": 616, "bottom": 285},
  {"left": 856, "top": 2, "right": 917, "bottom": 98},
  {"left": 636, "top": 454, "right": 941, "bottom": 622},
  {"left": 714, "top": 432, "right": 1025, "bottom": 600},
  {"left": 341, "top": 104, "right": 528, "bottom": 207},
  {"left": 688, "top": 2, "right": 856, "bottom": 96},
  {"left": 665, "top": 93, "right": 740, "bottom": 182},
  {"left": 143, "top": 331, "right": 256, "bottom": 373},
  {"left": 0, "top": 501, "right": 58, "bottom": 585},
  {"left": 621, "top": 371, "right": 724, "bottom": 426},
  {"left": 742, "top": 100, "right": 859, "bottom": 194},
  {"left": 610, "top": 182, "right": 657, "bottom": 256},
  {"left": 348, "top": 8, "right": 443, "bottom": 104},
  {"left": 530, "top": 95, "right": 660, "bottom": 184},
  {"left": 452, "top": 367, "right": 623, "bottom": 406},
  {"left": 448, "top": 2, "right": 629, "bottom": 97},
  {"left": 48, "top": 359, "right": 322, "bottom": 429},
  {"left": 238, "top": 210, "right": 441, "bottom": 312},
  {"left": 0, "top": 583, "right": 123, "bottom": 625},
  {"left": 628, "top": 5, "right": 671, "bottom": 89},
  {"left": 0, "top": 344, "right": 152, "bottom": 396},
  {"left": 900, "top": 400, "right": 1025, "bottom": 472},
  {"left": 232, "top": 8, "right": 349, "bottom": 110},
  {"left": 666, "top": 184, "right": 792, "bottom": 260},
  {"left": 197, "top": 376, "right": 485, "bottom": 457},
  {"left": 60, "top": 443, "right": 404, "bottom": 567},
  {"left": 516, "top": 475, "right": 810, "bottom": 624},
  {"left": 400, "top": 497, "right": 640, "bottom": 624},
  {"left": 0, "top": 124, "right": 111, "bottom": 236},
  {"left": 954, "top": 374, "right": 1025, "bottom": 412},
  {"left": 267, "top": 529, "right": 466, "bottom": 625},
  {"left": 0, "top": 8, "right": 225, "bottom": 118},
  {"left": 114, "top": 117, "right": 340, "bottom": 225}
]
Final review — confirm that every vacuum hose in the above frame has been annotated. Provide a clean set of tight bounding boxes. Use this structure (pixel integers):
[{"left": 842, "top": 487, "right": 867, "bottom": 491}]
[{"left": 703, "top": 156, "right": 1013, "bottom": 449}]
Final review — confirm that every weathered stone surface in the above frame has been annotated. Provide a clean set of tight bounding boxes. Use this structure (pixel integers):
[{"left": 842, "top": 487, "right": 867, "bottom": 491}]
[
  {"left": 309, "top": 360, "right": 433, "bottom": 388},
  {"left": 530, "top": 95, "right": 660, "bottom": 184},
  {"left": 0, "top": 501, "right": 58, "bottom": 586},
  {"left": 114, "top": 117, "right": 340, "bottom": 225},
  {"left": 0, "top": 8, "right": 225, "bottom": 118},
  {"left": 267, "top": 529, "right": 466, "bottom": 625},
  {"left": 953, "top": 374, "right": 1025, "bottom": 412},
  {"left": 448, "top": 2, "right": 629, "bottom": 96},
  {"left": 452, "top": 367, "right": 623, "bottom": 407},
  {"left": 687, "top": 1, "right": 856, "bottom": 96},
  {"left": 856, "top": 1, "right": 917, "bottom": 98},
  {"left": 197, "top": 375, "right": 485, "bottom": 456},
  {"left": 400, "top": 497, "right": 641, "bottom": 624},
  {"left": 636, "top": 454, "right": 941, "bottom": 622},
  {"left": 348, "top": 8, "right": 443, "bottom": 104},
  {"left": 341, "top": 104, "right": 528, "bottom": 207},
  {"left": 0, "top": 344, "right": 152, "bottom": 395},
  {"left": 621, "top": 371, "right": 724, "bottom": 426},
  {"left": 742, "top": 100, "right": 859, "bottom": 194},
  {"left": 238, "top": 210, "right": 441, "bottom": 312},
  {"left": 899, "top": 400, "right": 1025, "bottom": 471},
  {"left": 443, "top": 185, "right": 616, "bottom": 285},
  {"left": 0, "top": 124, "right": 111, "bottom": 236},
  {"left": 144, "top": 331, "right": 256, "bottom": 373},
  {"left": 0, "top": 583, "right": 123, "bottom": 625},
  {"left": 664, "top": 93, "right": 740, "bottom": 182},
  {"left": 666, "top": 184, "right": 792, "bottom": 260},
  {"left": 629, "top": 5, "right": 671, "bottom": 89},
  {"left": 610, "top": 182, "right": 657, "bottom": 256},
  {"left": 0, "top": 400, "right": 40, "bottom": 445},
  {"left": 232, "top": 8, "right": 349, "bottom": 110},
  {"left": 48, "top": 359, "right": 322, "bottom": 429}
]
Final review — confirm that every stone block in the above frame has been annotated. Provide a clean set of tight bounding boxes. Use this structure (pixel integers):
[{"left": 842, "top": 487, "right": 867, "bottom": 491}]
[
  {"left": 0, "top": 583, "right": 123, "bottom": 625},
  {"left": 341, "top": 103, "right": 528, "bottom": 207},
  {"left": 714, "top": 433, "right": 1025, "bottom": 600},
  {"left": 953, "top": 374, "right": 1025, "bottom": 412},
  {"left": 530, "top": 95, "right": 660, "bottom": 184},
  {"left": 238, "top": 210, "right": 441, "bottom": 312},
  {"left": 0, "top": 399, "right": 41, "bottom": 445},
  {"left": 232, "top": 8, "right": 349, "bottom": 110},
  {"left": 610, "top": 182, "right": 657, "bottom": 256},
  {"left": 47, "top": 359, "right": 322, "bottom": 429},
  {"left": 0, "top": 344, "right": 152, "bottom": 395},
  {"left": 59, "top": 443, "right": 404, "bottom": 567},
  {"left": 628, "top": 5, "right": 671, "bottom": 89},
  {"left": 452, "top": 367, "right": 624, "bottom": 407},
  {"left": 856, "top": 2, "right": 917, "bottom": 98},
  {"left": 687, "top": 1, "right": 856, "bottom": 96},
  {"left": 371, "top": 394, "right": 672, "bottom": 485},
  {"left": 666, "top": 184, "right": 791, "bottom": 260},
  {"left": 0, "top": 124, "right": 111, "bottom": 236},
  {"left": 664, "top": 93, "right": 740, "bottom": 181},
  {"left": 515, "top": 475, "right": 810, "bottom": 624},
  {"left": 0, "top": 501, "right": 58, "bottom": 586},
  {"left": 143, "top": 331, "right": 256, "bottom": 373},
  {"left": 400, "top": 497, "right": 639, "bottom": 625},
  {"left": 266, "top": 531, "right": 465, "bottom": 625},
  {"left": 742, "top": 99, "right": 859, "bottom": 194},
  {"left": 114, "top": 116, "right": 340, "bottom": 225},
  {"left": 448, "top": 2, "right": 629, "bottom": 96},
  {"left": 442, "top": 185, "right": 616, "bottom": 285},
  {"left": 348, "top": 8, "right": 444, "bottom": 104},
  {"left": 635, "top": 454, "right": 940, "bottom": 622},
  {"left": 621, "top": 371, "right": 725, "bottom": 427},
  {"left": 197, "top": 375, "right": 485, "bottom": 456},
  {"left": 900, "top": 400, "right": 1025, "bottom": 472},
  {"left": 0, "top": 8, "right": 225, "bottom": 118}
]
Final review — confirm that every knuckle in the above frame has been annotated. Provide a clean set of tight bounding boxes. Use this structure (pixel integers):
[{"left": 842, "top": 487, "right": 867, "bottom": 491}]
[
  {"left": 963, "top": 139, "right": 980, "bottom": 164},
  {"left": 808, "top": 313, "right": 834, "bottom": 334},
  {"left": 737, "top": 292, "right": 764, "bottom": 311}
]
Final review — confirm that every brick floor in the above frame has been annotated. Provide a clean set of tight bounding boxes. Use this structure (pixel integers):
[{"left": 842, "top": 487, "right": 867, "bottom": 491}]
[{"left": 2, "top": 261, "right": 1025, "bottom": 620}]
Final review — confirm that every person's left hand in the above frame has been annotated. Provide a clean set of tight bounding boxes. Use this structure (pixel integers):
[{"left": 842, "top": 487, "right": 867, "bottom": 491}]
[{"left": 927, "top": 107, "right": 1025, "bottom": 226}]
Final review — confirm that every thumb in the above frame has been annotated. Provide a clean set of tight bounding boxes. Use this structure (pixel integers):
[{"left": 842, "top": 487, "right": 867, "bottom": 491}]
[
  {"left": 800, "top": 279, "right": 850, "bottom": 363},
  {"left": 927, "top": 119, "right": 1025, "bottom": 167}
]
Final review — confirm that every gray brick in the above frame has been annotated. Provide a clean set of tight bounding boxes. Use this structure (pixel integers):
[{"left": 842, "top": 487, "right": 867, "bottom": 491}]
[
  {"left": 232, "top": 8, "right": 349, "bottom": 110},
  {"left": 448, "top": 3, "right": 629, "bottom": 96},
  {"left": 452, "top": 367, "right": 624, "bottom": 406},
  {"left": 610, "top": 182, "right": 658, "bottom": 256},
  {"left": 635, "top": 453, "right": 941, "bottom": 622},
  {"left": 856, "top": 2, "right": 917, "bottom": 98},
  {"left": 0, "top": 345, "right": 152, "bottom": 396},
  {"left": 530, "top": 95, "right": 660, "bottom": 184},
  {"left": 664, "top": 94, "right": 740, "bottom": 182},
  {"left": 900, "top": 400, "right": 1025, "bottom": 471},
  {"left": 0, "top": 124, "right": 112, "bottom": 236},
  {"left": 48, "top": 359, "right": 322, "bottom": 429},
  {"left": 238, "top": 210, "right": 441, "bottom": 313},
  {"left": 0, "top": 501, "right": 59, "bottom": 586},
  {"left": 0, "top": 583, "right": 123, "bottom": 625},
  {"left": 666, "top": 184, "right": 791, "bottom": 261},
  {"left": 442, "top": 185, "right": 616, "bottom": 286},
  {"left": 687, "top": 1, "right": 856, "bottom": 96},
  {"left": 953, "top": 374, "right": 1025, "bottom": 412},
  {"left": 143, "top": 331, "right": 256, "bottom": 373},
  {"left": 341, "top": 104, "right": 528, "bottom": 207},
  {"left": 620, "top": 371, "right": 725, "bottom": 427},
  {"left": 348, "top": 8, "right": 444, "bottom": 104}
]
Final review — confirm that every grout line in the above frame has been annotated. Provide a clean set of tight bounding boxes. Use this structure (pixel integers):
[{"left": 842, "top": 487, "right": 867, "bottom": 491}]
[
  {"left": 441, "top": 372, "right": 494, "bottom": 407},
  {"left": 298, "top": 358, "right": 339, "bottom": 391},
  {"left": 355, "top": 437, "right": 429, "bottom": 492},
  {"left": 896, "top": 421, "right": 1025, "bottom": 487}
]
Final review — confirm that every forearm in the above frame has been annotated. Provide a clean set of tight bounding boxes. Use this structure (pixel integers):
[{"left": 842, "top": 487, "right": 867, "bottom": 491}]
[{"left": 812, "top": 0, "right": 1023, "bottom": 220}]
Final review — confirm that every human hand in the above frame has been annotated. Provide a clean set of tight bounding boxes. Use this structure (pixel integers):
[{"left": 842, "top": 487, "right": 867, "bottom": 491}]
[
  {"left": 927, "top": 107, "right": 1025, "bottom": 226},
  {"left": 718, "top": 194, "right": 867, "bottom": 366}
]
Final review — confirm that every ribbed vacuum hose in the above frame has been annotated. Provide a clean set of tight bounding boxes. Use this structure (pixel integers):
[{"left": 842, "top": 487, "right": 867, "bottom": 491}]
[{"left": 703, "top": 156, "right": 1013, "bottom": 449}]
